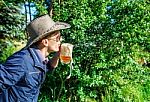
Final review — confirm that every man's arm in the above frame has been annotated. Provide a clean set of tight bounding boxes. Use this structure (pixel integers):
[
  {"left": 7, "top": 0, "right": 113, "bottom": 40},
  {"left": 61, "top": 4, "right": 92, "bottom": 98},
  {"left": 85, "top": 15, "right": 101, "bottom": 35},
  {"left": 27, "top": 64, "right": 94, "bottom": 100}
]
[
  {"left": 0, "top": 54, "right": 25, "bottom": 90},
  {"left": 48, "top": 52, "right": 60, "bottom": 68}
]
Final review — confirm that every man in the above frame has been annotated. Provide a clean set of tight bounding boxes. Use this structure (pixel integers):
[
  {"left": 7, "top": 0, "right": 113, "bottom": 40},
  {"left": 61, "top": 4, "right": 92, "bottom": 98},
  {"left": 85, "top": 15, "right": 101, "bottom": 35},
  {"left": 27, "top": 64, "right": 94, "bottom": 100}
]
[{"left": 0, "top": 14, "right": 70, "bottom": 102}]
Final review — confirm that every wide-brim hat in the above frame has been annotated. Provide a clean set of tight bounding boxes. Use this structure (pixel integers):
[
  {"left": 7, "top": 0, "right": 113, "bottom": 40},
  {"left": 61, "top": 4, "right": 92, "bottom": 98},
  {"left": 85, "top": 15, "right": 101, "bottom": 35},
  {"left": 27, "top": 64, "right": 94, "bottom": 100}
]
[{"left": 25, "top": 14, "right": 71, "bottom": 48}]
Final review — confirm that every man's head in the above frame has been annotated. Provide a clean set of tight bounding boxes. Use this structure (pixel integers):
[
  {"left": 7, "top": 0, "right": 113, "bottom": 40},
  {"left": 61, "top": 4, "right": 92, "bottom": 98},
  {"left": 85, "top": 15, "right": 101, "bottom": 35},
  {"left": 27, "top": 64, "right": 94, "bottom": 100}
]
[
  {"left": 34, "top": 31, "right": 62, "bottom": 53},
  {"left": 25, "top": 14, "right": 70, "bottom": 49}
]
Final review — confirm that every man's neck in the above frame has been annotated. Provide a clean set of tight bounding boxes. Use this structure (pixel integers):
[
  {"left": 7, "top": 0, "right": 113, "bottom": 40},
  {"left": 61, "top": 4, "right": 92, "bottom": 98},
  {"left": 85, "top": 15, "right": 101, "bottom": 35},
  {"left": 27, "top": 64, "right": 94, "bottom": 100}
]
[
  {"left": 32, "top": 45, "right": 49, "bottom": 59},
  {"left": 39, "top": 48, "right": 49, "bottom": 58}
]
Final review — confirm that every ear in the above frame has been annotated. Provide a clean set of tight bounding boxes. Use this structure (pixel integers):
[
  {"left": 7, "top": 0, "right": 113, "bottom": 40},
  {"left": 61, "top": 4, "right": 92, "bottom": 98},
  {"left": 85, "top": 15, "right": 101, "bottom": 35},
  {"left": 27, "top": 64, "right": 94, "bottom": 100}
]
[{"left": 42, "top": 39, "right": 49, "bottom": 47}]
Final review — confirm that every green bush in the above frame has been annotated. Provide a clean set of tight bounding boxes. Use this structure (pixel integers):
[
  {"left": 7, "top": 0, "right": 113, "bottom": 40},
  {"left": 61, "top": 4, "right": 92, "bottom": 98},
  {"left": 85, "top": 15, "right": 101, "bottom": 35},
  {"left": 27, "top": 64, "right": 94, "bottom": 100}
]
[
  {"left": 1, "top": 0, "right": 150, "bottom": 102},
  {"left": 39, "top": 0, "right": 150, "bottom": 102},
  {"left": 0, "top": 40, "right": 16, "bottom": 63},
  {"left": 0, "top": 0, "right": 26, "bottom": 63}
]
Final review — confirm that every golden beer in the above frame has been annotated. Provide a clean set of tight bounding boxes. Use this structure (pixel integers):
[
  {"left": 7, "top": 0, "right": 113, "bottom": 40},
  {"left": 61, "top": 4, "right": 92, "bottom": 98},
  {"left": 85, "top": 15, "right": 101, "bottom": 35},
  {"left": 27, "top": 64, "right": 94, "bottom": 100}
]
[{"left": 60, "top": 43, "right": 73, "bottom": 64}]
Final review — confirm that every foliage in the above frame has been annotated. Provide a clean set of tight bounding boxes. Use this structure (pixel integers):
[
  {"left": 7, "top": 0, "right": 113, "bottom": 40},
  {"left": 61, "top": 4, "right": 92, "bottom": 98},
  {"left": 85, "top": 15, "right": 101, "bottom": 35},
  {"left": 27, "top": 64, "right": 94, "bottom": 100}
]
[
  {"left": 0, "top": 0, "right": 150, "bottom": 102},
  {"left": 0, "top": 39, "right": 15, "bottom": 63},
  {"left": 39, "top": 0, "right": 150, "bottom": 102},
  {"left": 0, "top": 0, "right": 26, "bottom": 63},
  {"left": 0, "top": 0, "right": 25, "bottom": 39}
]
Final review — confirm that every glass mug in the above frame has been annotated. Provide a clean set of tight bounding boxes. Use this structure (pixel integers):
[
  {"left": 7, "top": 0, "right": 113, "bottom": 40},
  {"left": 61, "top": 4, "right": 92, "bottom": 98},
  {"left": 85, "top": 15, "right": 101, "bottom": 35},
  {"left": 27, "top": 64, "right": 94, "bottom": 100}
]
[{"left": 60, "top": 43, "right": 74, "bottom": 64}]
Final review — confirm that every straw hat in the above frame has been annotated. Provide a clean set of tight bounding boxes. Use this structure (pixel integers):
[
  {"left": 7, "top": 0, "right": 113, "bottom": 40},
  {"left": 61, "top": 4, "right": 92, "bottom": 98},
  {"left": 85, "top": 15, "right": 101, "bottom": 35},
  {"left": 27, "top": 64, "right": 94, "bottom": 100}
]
[{"left": 25, "top": 14, "right": 71, "bottom": 48}]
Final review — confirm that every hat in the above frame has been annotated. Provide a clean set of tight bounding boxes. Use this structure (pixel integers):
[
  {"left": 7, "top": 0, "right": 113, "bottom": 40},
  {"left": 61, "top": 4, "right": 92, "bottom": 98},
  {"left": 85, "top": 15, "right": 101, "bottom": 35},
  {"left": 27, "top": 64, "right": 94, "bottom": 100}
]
[{"left": 25, "top": 14, "right": 71, "bottom": 48}]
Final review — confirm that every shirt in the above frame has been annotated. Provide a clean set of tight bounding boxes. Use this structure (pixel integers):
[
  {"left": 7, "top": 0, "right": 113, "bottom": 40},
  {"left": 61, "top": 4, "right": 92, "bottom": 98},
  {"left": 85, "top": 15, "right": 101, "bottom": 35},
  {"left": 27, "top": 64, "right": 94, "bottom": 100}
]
[{"left": 0, "top": 47, "right": 52, "bottom": 102}]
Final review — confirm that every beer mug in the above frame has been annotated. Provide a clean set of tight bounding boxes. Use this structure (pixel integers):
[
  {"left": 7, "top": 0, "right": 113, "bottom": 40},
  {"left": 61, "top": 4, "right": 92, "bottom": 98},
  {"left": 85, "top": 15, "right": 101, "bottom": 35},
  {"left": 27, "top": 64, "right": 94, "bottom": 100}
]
[{"left": 60, "top": 43, "right": 73, "bottom": 64}]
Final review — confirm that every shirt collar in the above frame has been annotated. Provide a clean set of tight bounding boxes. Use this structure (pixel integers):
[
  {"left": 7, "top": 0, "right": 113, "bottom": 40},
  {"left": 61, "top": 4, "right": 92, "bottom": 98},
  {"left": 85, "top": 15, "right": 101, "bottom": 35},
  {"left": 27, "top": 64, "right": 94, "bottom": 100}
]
[
  {"left": 28, "top": 47, "right": 48, "bottom": 71},
  {"left": 34, "top": 48, "right": 45, "bottom": 62},
  {"left": 35, "top": 48, "right": 49, "bottom": 64}
]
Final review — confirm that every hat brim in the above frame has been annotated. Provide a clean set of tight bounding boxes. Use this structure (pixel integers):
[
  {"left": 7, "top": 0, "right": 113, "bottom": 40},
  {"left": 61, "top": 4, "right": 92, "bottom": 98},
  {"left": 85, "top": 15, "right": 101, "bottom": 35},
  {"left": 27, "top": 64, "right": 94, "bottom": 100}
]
[{"left": 25, "top": 22, "right": 71, "bottom": 48}]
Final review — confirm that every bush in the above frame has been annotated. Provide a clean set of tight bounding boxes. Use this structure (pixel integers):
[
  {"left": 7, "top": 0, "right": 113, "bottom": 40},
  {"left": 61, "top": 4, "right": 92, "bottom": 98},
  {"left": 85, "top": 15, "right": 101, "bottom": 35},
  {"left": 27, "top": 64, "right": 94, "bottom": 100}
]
[
  {"left": 1, "top": 0, "right": 150, "bottom": 101},
  {"left": 38, "top": 0, "right": 150, "bottom": 102}
]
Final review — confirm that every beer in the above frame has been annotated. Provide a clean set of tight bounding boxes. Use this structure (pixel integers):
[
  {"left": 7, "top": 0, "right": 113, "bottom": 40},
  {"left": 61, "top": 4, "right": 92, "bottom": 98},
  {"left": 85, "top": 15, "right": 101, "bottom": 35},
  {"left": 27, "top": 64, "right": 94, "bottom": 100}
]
[
  {"left": 60, "top": 43, "right": 73, "bottom": 64},
  {"left": 60, "top": 55, "right": 71, "bottom": 64},
  {"left": 60, "top": 43, "right": 74, "bottom": 79}
]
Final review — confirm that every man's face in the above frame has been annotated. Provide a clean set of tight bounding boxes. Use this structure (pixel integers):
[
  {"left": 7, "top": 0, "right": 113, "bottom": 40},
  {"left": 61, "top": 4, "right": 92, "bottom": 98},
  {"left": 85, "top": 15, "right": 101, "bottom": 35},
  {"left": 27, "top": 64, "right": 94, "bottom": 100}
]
[{"left": 47, "top": 31, "right": 61, "bottom": 52}]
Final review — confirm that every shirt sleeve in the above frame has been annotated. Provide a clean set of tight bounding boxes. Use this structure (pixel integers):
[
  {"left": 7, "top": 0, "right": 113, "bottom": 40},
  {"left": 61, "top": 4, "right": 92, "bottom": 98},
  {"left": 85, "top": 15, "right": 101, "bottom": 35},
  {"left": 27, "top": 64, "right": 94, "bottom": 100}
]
[{"left": 0, "top": 54, "right": 25, "bottom": 90}]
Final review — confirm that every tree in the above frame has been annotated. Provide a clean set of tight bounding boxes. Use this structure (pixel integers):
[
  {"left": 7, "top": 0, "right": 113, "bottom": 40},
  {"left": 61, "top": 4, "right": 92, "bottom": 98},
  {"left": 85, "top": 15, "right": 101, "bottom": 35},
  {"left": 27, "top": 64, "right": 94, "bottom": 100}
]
[
  {"left": 0, "top": 0, "right": 26, "bottom": 63},
  {"left": 40, "top": 0, "right": 150, "bottom": 101},
  {"left": 0, "top": 0, "right": 150, "bottom": 101}
]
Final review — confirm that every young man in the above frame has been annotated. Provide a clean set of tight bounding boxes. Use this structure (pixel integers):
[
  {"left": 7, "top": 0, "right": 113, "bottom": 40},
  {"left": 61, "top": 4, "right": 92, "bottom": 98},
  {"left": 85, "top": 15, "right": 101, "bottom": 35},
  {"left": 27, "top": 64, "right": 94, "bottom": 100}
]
[{"left": 0, "top": 14, "right": 70, "bottom": 102}]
